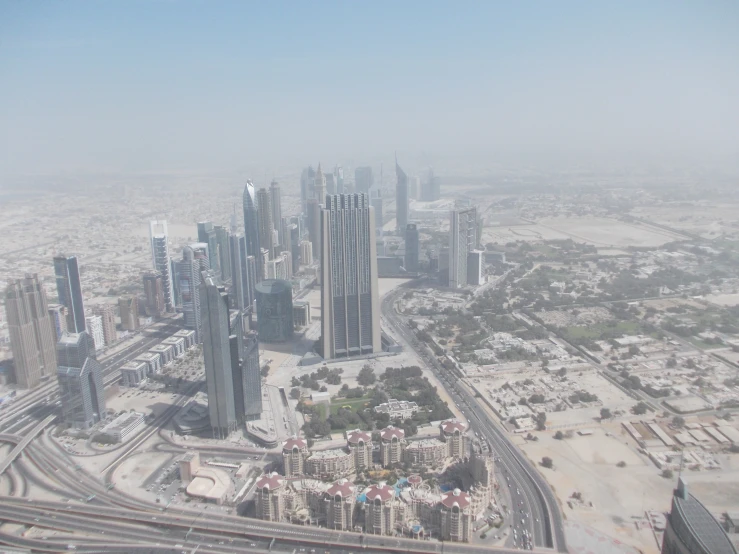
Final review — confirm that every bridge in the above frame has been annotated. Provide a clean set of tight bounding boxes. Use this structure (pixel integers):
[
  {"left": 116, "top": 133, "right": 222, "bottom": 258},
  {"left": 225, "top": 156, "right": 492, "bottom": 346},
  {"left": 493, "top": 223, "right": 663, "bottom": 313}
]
[{"left": 0, "top": 414, "right": 56, "bottom": 475}]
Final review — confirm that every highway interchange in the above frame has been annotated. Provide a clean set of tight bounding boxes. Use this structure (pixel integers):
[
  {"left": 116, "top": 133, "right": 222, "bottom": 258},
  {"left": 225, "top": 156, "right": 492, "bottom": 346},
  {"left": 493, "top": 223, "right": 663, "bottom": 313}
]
[{"left": 0, "top": 288, "right": 567, "bottom": 553}]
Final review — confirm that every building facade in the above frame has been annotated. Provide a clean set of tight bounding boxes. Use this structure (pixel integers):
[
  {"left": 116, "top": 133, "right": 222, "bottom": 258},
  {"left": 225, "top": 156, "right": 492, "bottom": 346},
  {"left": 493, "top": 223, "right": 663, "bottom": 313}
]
[
  {"left": 56, "top": 332, "right": 105, "bottom": 429},
  {"left": 143, "top": 271, "right": 165, "bottom": 317},
  {"left": 283, "top": 437, "right": 309, "bottom": 478},
  {"left": 85, "top": 315, "right": 105, "bottom": 351},
  {"left": 255, "top": 279, "right": 294, "bottom": 342},
  {"left": 53, "top": 254, "right": 86, "bottom": 333},
  {"left": 243, "top": 180, "right": 263, "bottom": 282},
  {"left": 395, "top": 160, "right": 409, "bottom": 234},
  {"left": 405, "top": 224, "right": 419, "bottom": 272},
  {"left": 346, "top": 429, "right": 373, "bottom": 471},
  {"left": 149, "top": 220, "right": 175, "bottom": 312},
  {"left": 94, "top": 304, "right": 117, "bottom": 346},
  {"left": 175, "top": 246, "right": 202, "bottom": 343},
  {"left": 380, "top": 426, "right": 406, "bottom": 467},
  {"left": 320, "top": 193, "right": 381, "bottom": 359},
  {"left": 118, "top": 296, "right": 140, "bottom": 331},
  {"left": 449, "top": 207, "right": 477, "bottom": 289}
]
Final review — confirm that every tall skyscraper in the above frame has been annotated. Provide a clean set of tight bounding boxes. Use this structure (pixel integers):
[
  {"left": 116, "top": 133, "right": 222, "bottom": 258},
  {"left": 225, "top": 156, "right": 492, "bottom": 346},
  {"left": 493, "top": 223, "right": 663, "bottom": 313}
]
[
  {"left": 334, "top": 165, "right": 344, "bottom": 195},
  {"left": 395, "top": 159, "right": 409, "bottom": 234},
  {"left": 307, "top": 198, "right": 321, "bottom": 262},
  {"left": 314, "top": 163, "right": 326, "bottom": 202},
  {"left": 118, "top": 296, "right": 140, "bottom": 331},
  {"left": 289, "top": 224, "right": 301, "bottom": 272},
  {"left": 143, "top": 271, "right": 165, "bottom": 318},
  {"left": 201, "top": 270, "right": 245, "bottom": 438},
  {"left": 215, "top": 225, "right": 231, "bottom": 282},
  {"left": 94, "top": 304, "right": 117, "bottom": 346},
  {"left": 197, "top": 222, "right": 221, "bottom": 275},
  {"left": 405, "top": 224, "right": 420, "bottom": 273},
  {"left": 243, "top": 181, "right": 263, "bottom": 282},
  {"left": 467, "top": 250, "right": 484, "bottom": 286},
  {"left": 5, "top": 274, "right": 57, "bottom": 388},
  {"left": 175, "top": 246, "right": 203, "bottom": 343},
  {"left": 255, "top": 188, "right": 275, "bottom": 261},
  {"left": 56, "top": 332, "right": 105, "bottom": 429},
  {"left": 355, "top": 166, "right": 373, "bottom": 195},
  {"left": 300, "top": 166, "right": 316, "bottom": 215},
  {"left": 48, "top": 304, "right": 67, "bottom": 343},
  {"left": 53, "top": 255, "right": 86, "bottom": 333},
  {"left": 300, "top": 240, "right": 313, "bottom": 266},
  {"left": 229, "top": 233, "right": 248, "bottom": 313},
  {"left": 255, "top": 280, "right": 294, "bottom": 342},
  {"left": 371, "top": 190, "right": 383, "bottom": 235},
  {"left": 149, "top": 220, "right": 175, "bottom": 312},
  {"left": 270, "top": 180, "right": 283, "bottom": 248},
  {"left": 449, "top": 207, "right": 477, "bottom": 289},
  {"left": 320, "top": 194, "right": 381, "bottom": 359}
]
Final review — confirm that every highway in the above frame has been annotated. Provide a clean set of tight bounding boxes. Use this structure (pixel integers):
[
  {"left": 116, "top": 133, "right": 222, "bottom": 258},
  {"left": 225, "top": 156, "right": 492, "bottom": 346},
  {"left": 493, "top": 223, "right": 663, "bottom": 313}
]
[{"left": 381, "top": 285, "right": 567, "bottom": 552}]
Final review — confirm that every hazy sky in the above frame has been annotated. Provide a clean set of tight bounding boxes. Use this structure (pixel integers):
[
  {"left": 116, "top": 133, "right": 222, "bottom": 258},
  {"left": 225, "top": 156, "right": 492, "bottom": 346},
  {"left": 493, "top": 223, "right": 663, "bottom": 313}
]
[{"left": 1, "top": 1, "right": 738, "bottom": 176}]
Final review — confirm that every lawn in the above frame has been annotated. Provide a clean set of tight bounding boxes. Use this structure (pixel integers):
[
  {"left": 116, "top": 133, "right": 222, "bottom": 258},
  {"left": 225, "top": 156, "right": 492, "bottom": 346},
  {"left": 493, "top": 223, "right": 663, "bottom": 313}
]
[
  {"left": 564, "top": 320, "right": 641, "bottom": 340},
  {"left": 329, "top": 395, "right": 372, "bottom": 416}
]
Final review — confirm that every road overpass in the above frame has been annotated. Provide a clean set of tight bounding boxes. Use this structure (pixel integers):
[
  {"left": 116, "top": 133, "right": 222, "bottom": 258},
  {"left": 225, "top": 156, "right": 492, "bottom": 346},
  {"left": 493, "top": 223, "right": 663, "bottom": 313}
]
[{"left": 0, "top": 415, "right": 56, "bottom": 475}]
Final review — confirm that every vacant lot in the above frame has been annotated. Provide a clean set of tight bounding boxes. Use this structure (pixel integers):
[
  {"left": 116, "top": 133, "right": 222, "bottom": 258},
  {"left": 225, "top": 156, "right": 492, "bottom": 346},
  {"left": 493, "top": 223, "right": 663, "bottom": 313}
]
[{"left": 538, "top": 216, "right": 686, "bottom": 248}]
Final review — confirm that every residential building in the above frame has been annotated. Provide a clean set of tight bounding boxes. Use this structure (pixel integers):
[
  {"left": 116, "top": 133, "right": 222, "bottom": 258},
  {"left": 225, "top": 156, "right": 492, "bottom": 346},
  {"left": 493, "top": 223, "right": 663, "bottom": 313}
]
[
  {"left": 85, "top": 315, "right": 105, "bottom": 351},
  {"left": 346, "top": 429, "right": 373, "bottom": 471},
  {"left": 149, "top": 220, "right": 175, "bottom": 312},
  {"left": 53, "top": 254, "right": 86, "bottom": 333},
  {"left": 371, "top": 192, "right": 383, "bottom": 236},
  {"left": 243, "top": 180, "right": 263, "bottom": 281},
  {"left": 379, "top": 426, "right": 406, "bottom": 467},
  {"left": 48, "top": 304, "right": 67, "bottom": 342},
  {"left": 439, "top": 489, "right": 473, "bottom": 542},
  {"left": 56, "top": 332, "right": 105, "bottom": 429},
  {"left": 300, "top": 166, "right": 316, "bottom": 214},
  {"left": 270, "top": 180, "right": 283, "bottom": 249},
  {"left": 325, "top": 479, "right": 356, "bottom": 531},
  {"left": 467, "top": 250, "right": 484, "bottom": 286},
  {"left": 215, "top": 225, "right": 231, "bottom": 282},
  {"left": 403, "top": 438, "right": 447, "bottom": 467},
  {"left": 255, "top": 279, "right": 294, "bottom": 342},
  {"left": 5, "top": 274, "right": 57, "bottom": 388},
  {"left": 440, "top": 419, "right": 469, "bottom": 459},
  {"left": 118, "top": 296, "right": 140, "bottom": 331},
  {"left": 175, "top": 246, "right": 202, "bottom": 343},
  {"left": 242, "top": 331, "right": 262, "bottom": 421},
  {"left": 282, "top": 437, "right": 309, "bottom": 478},
  {"left": 314, "top": 163, "right": 326, "bottom": 203},
  {"left": 94, "top": 304, "right": 117, "bottom": 346},
  {"left": 449, "top": 207, "right": 477, "bottom": 289},
  {"left": 293, "top": 300, "right": 311, "bottom": 328},
  {"left": 364, "top": 483, "right": 397, "bottom": 535},
  {"left": 255, "top": 472, "right": 287, "bottom": 522},
  {"left": 197, "top": 221, "right": 221, "bottom": 275},
  {"left": 405, "top": 224, "right": 419, "bottom": 272},
  {"left": 256, "top": 188, "right": 275, "bottom": 260},
  {"left": 300, "top": 240, "right": 313, "bottom": 266},
  {"left": 305, "top": 448, "right": 355, "bottom": 480},
  {"left": 320, "top": 193, "right": 381, "bottom": 359}
]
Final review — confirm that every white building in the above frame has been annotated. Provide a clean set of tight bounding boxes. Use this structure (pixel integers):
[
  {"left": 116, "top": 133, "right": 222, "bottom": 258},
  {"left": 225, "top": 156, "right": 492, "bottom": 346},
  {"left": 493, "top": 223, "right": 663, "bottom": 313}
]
[
  {"left": 85, "top": 315, "right": 105, "bottom": 351},
  {"left": 121, "top": 361, "right": 148, "bottom": 387},
  {"left": 100, "top": 411, "right": 145, "bottom": 443}
]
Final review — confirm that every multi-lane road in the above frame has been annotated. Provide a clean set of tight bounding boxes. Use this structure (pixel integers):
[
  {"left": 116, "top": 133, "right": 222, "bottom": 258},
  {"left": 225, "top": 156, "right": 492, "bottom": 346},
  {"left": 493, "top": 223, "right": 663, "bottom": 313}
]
[{"left": 382, "top": 285, "right": 567, "bottom": 552}]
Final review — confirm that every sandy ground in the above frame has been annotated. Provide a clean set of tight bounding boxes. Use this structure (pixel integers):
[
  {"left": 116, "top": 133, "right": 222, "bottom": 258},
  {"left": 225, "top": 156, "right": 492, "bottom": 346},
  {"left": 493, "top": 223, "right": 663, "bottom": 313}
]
[{"left": 706, "top": 293, "right": 739, "bottom": 307}]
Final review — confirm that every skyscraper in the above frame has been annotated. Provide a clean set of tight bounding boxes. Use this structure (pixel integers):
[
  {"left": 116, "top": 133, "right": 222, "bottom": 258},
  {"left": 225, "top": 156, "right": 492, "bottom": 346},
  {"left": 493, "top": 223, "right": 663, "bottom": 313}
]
[
  {"left": 325, "top": 172, "right": 335, "bottom": 196},
  {"left": 255, "top": 280, "right": 294, "bottom": 342},
  {"left": 242, "top": 332, "right": 262, "bottom": 421},
  {"left": 320, "top": 193, "right": 381, "bottom": 359},
  {"left": 395, "top": 159, "right": 409, "bottom": 234},
  {"left": 201, "top": 270, "right": 246, "bottom": 438},
  {"left": 371, "top": 191, "right": 383, "bottom": 235},
  {"left": 94, "top": 304, "right": 117, "bottom": 346},
  {"left": 256, "top": 188, "right": 275, "bottom": 261},
  {"left": 149, "top": 220, "right": 175, "bottom": 312},
  {"left": 307, "top": 198, "right": 321, "bottom": 263},
  {"left": 215, "top": 225, "right": 231, "bottom": 282},
  {"left": 243, "top": 180, "right": 263, "bottom": 282},
  {"left": 118, "top": 296, "right": 140, "bottom": 331},
  {"left": 449, "top": 207, "right": 477, "bottom": 289},
  {"left": 85, "top": 315, "right": 105, "bottom": 351},
  {"left": 197, "top": 221, "right": 221, "bottom": 275},
  {"left": 290, "top": 224, "right": 301, "bottom": 272},
  {"left": 53, "top": 255, "right": 86, "bottom": 333},
  {"left": 314, "top": 163, "right": 326, "bottom": 202},
  {"left": 229, "top": 232, "right": 249, "bottom": 313},
  {"left": 270, "top": 180, "right": 283, "bottom": 249},
  {"left": 405, "top": 224, "right": 420, "bottom": 273},
  {"left": 355, "top": 166, "right": 373, "bottom": 195},
  {"left": 56, "top": 332, "right": 105, "bottom": 429},
  {"left": 5, "top": 274, "right": 57, "bottom": 388},
  {"left": 175, "top": 246, "right": 203, "bottom": 343},
  {"left": 142, "top": 271, "right": 165, "bottom": 317},
  {"left": 48, "top": 304, "right": 67, "bottom": 343},
  {"left": 334, "top": 165, "right": 344, "bottom": 195},
  {"left": 300, "top": 166, "right": 316, "bottom": 215}
]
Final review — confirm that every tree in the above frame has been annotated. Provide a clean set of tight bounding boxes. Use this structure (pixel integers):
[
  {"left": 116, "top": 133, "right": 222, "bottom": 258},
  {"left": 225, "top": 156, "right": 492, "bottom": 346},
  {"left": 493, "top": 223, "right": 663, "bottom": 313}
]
[
  {"left": 290, "top": 388, "right": 301, "bottom": 400},
  {"left": 554, "top": 431, "right": 565, "bottom": 440},
  {"left": 535, "top": 412, "right": 547, "bottom": 431},
  {"left": 557, "top": 367, "right": 567, "bottom": 378},
  {"left": 671, "top": 416, "right": 685, "bottom": 428},
  {"left": 617, "top": 461, "right": 627, "bottom": 468},
  {"left": 600, "top": 408, "right": 612, "bottom": 420},
  {"left": 666, "top": 358, "right": 677, "bottom": 368},
  {"left": 541, "top": 457, "right": 553, "bottom": 469},
  {"left": 631, "top": 402, "right": 649, "bottom": 415},
  {"left": 661, "top": 469, "right": 674, "bottom": 479},
  {"left": 357, "top": 365, "right": 376, "bottom": 386}
]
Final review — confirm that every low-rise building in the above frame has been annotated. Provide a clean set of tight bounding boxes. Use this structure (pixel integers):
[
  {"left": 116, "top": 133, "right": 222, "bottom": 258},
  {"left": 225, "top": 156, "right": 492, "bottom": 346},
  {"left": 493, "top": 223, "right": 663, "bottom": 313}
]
[
  {"left": 99, "top": 411, "right": 145, "bottom": 443},
  {"left": 173, "top": 329, "right": 196, "bottom": 350},
  {"left": 161, "top": 336, "right": 186, "bottom": 358},
  {"left": 120, "top": 361, "right": 148, "bottom": 387},
  {"left": 134, "top": 352, "right": 161, "bottom": 375},
  {"left": 374, "top": 399, "right": 419, "bottom": 420},
  {"left": 293, "top": 300, "right": 311, "bottom": 328},
  {"left": 149, "top": 343, "right": 175, "bottom": 367}
]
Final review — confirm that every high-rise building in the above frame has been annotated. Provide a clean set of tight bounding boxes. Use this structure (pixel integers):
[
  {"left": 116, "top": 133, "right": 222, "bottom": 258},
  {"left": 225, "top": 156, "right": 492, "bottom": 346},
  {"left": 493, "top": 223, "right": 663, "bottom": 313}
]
[
  {"left": 289, "top": 224, "right": 300, "bottom": 272},
  {"left": 56, "top": 332, "right": 105, "bottom": 429},
  {"left": 197, "top": 222, "right": 221, "bottom": 276},
  {"left": 215, "top": 225, "right": 231, "bottom": 282},
  {"left": 5, "top": 274, "right": 57, "bottom": 388},
  {"left": 355, "top": 166, "right": 373, "bottom": 195},
  {"left": 94, "top": 304, "right": 117, "bottom": 346},
  {"left": 449, "top": 207, "right": 477, "bottom": 289},
  {"left": 405, "top": 224, "right": 419, "bottom": 273},
  {"left": 314, "top": 163, "right": 326, "bottom": 203},
  {"left": 420, "top": 168, "right": 441, "bottom": 201},
  {"left": 229, "top": 233, "right": 249, "bottom": 313},
  {"left": 307, "top": 198, "right": 321, "bottom": 262},
  {"left": 200, "top": 270, "right": 238, "bottom": 439},
  {"left": 85, "top": 315, "right": 105, "bottom": 351},
  {"left": 242, "top": 331, "right": 262, "bottom": 421},
  {"left": 256, "top": 188, "right": 275, "bottom": 261},
  {"left": 142, "top": 271, "right": 165, "bottom": 318},
  {"left": 325, "top": 172, "right": 336, "bottom": 196},
  {"left": 300, "top": 240, "right": 313, "bottom": 266},
  {"left": 410, "top": 175, "right": 420, "bottom": 200},
  {"left": 149, "top": 221, "right": 175, "bottom": 312},
  {"left": 395, "top": 159, "right": 409, "bottom": 234},
  {"left": 48, "top": 304, "right": 67, "bottom": 343},
  {"left": 661, "top": 478, "right": 737, "bottom": 554},
  {"left": 242, "top": 180, "right": 263, "bottom": 281},
  {"left": 371, "top": 190, "right": 383, "bottom": 236},
  {"left": 320, "top": 194, "right": 381, "bottom": 359},
  {"left": 255, "top": 280, "right": 294, "bottom": 343},
  {"left": 118, "top": 296, "right": 140, "bottom": 331},
  {"left": 270, "top": 180, "right": 283, "bottom": 248},
  {"left": 175, "top": 246, "right": 203, "bottom": 343},
  {"left": 53, "top": 255, "right": 86, "bottom": 333}
]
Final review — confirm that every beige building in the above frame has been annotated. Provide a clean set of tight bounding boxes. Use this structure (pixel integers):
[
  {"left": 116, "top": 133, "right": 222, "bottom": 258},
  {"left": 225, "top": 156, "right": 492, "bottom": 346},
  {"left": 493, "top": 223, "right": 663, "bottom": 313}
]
[
  {"left": 305, "top": 447, "right": 355, "bottom": 480},
  {"left": 94, "top": 303, "right": 117, "bottom": 346},
  {"left": 255, "top": 472, "right": 286, "bottom": 521},
  {"left": 119, "top": 296, "right": 140, "bottom": 331},
  {"left": 439, "top": 489, "right": 473, "bottom": 542},
  {"left": 440, "top": 419, "right": 469, "bottom": 459},
  {"left": 364, "top": 482, "right": 398, "bottom": 536},
  {"left": 282, "top": 437, "right": 309, "bottom": 478},
  {"left": 346, "top": 429, "right": 373, "bottom": 471},
  {"left": 324, "top": 479, "right": 356, "bottom": 531},
  {"left": 380, "top": 426, "right": 406, "bottom": 467},
  {"left": 403, "top": 438, "right": 447, "bottom": 467}
]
